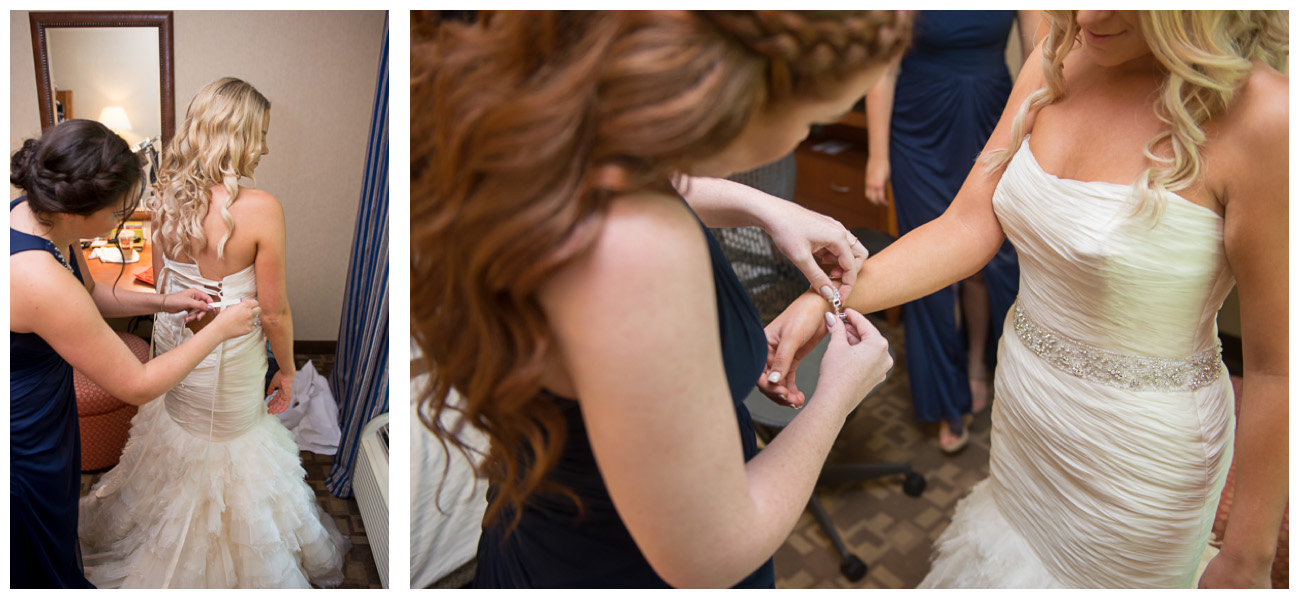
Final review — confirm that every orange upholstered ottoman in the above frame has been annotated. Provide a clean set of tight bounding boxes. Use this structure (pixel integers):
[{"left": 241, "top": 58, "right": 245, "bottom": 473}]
[{"left": 75, "top": 331, "right": 149, "bottom": 471}]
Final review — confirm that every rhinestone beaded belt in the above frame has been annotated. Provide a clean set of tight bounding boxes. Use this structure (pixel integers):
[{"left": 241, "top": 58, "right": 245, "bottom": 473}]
[{"left": 1012, "top": 304, "right": 1222, "bottom": 392}]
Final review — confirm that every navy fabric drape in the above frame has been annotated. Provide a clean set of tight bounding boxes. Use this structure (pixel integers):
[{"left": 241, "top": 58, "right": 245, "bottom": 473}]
[
  {"left": 889, "top": 11, "right": 1021, "bottom": 424},
  {"left": 327, "top": 14, "right": 389, "bottom": 497}
]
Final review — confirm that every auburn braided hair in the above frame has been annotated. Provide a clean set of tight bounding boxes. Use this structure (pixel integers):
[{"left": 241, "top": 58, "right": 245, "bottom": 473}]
[{"left": 413, "top": 10, "right": 912, "bottom": 533}]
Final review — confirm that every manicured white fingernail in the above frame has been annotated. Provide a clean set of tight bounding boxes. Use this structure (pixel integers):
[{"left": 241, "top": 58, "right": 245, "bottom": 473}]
[
  {"left": 825, "top": 312, "right": 836, "bottom": 327},
  {"left": 767, "top": 371, "right": 781, "bottom": 383}
]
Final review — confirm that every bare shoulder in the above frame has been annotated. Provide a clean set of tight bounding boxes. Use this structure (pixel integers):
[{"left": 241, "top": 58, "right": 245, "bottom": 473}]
[
  {"left": 230, "top": 188, "right": 286, "bottom": 240},
  {"left": 1212, "top": 61, "right": 1288, "bottom": 211},
  {"left": 10, "top": 251, "right": 94, "bottom": 332},
  {"left": 231, "top": 187, "right": 284, "bottom": 215},
  {"left": 541, "top": 190, "right": 709, "bottom": 314},
  {"left": 538, "top": 189, "right": 721, "bottom": 409},
  {"left": 1223, "top": 61, "right": 1288, "bottom": 151},
  {"left": 596, "top": 191, "right": 704, "bottom": 261}
]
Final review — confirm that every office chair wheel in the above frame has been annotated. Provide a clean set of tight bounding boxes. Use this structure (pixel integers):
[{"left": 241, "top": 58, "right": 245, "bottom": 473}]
[
  {"left": 840, "top": 554, "right": 868, "bottom": 582},
  {"left": 902, "top": 472, "right": 927, "bottom": 497}
]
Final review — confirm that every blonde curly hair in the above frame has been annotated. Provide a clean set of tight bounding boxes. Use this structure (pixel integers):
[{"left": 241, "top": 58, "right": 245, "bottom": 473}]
[
  {"left": 983, "top": 10, "right": 1287, "bottom": 220},
  {"left": 150, "top": 77, "right": 270, "bottom": 259}
]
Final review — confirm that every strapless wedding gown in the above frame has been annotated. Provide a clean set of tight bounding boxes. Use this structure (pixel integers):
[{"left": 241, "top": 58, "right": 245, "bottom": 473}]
[
  {"left": 919, "top": 137, "right": 1235, "bottom": 588},
  {"left": 79, "top": 257, "right": 349, "bottom": 588}
]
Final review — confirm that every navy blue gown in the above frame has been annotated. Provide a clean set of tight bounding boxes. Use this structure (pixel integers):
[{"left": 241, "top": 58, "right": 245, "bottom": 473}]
[
  {"left": 474, "top": 205, "right": 776, "bottom": 588},
  {"left": 889, "top": 11, "right": 1021, "bottom": 424},
  {"left": 10, "top": 197, "right": 95, "bottom": 588}
]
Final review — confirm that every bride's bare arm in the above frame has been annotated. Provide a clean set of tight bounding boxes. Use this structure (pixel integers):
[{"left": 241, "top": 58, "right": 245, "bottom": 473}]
[
  {"left": 757, "top": 42, "right": 1048, "bottom": 402},
  {"left": 251, "top": 191, "right": 294, "bottom": 408},
  {"left": 837, "top": 42, "right": 1050, "bottom": 316},
  {"left": 1200, "top": 64, "right": 1288, "bottom": 588},
  {"left": 11, "top": 253, "right": 259, "bottom": 405}
]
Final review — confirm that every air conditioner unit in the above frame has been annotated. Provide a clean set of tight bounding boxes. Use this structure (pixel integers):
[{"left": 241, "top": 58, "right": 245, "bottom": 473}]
[{"left": 354, "top": 412, "right": 390, "bottom": 588}]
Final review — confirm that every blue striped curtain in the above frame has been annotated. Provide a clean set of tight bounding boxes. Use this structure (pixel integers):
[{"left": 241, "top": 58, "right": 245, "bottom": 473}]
[{"left": 327, "top": 15, "right": 389, "bottom": 498}]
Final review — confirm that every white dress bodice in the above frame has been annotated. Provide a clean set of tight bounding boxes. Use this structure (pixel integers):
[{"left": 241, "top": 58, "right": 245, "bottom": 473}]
[
  {"left": 920, "top": 137, "right": 1235, "bottom": 588},
  {"left": 154, "top": 257, "right": 265, "bottom": 442}
]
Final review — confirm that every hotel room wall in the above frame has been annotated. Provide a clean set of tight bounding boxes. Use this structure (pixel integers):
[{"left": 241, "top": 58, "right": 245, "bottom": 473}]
[
  {"left": 10, "top": 12, "right": 42, "bottom": 151},
  {"left": 10, "top": 10, "right": 387, "bottom": 342}
]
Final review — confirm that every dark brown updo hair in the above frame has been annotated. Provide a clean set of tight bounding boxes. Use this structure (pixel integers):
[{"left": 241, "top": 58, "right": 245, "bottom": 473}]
[
  {"left": 414, "top": 10, "right": 912, "bottom": 533},
  {"left": 11, "top": 119, "right": 142, "bottom": 227}
]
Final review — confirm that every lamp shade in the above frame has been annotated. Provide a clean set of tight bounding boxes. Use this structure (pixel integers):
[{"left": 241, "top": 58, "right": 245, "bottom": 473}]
[{"left": 97, "top": 106, "right": 133, "bottom": 131}]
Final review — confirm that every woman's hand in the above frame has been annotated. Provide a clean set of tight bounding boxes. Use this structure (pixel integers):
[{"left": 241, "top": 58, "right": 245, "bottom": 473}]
[
  {"left": 814, "top": 308, "right": 893, "bottom": 416},
  {"left": 1198, "top": 546, "right": 1273, "bottom": 588},
  {"left": 163, "top": 288, "right": 214, "bottom": 323},
  {"left": 266, "top": 369, "right": 294, "bottom": 415},
  {"left": 762, "top": 202, "right": 868, "bottom": 303},
  {"left": 758, "top": 292, "right": 836, "bottom": 407},
  {"left": 864, "top": 155, "right": 890, "bottom": 207},
  {"left": 210, "top": 298, "right": 260, "bottom": 339}
]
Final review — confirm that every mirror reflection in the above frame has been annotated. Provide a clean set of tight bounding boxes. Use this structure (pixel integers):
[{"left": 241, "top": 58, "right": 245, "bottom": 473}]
[{"left": 45, "top": 27, "right": 161, "bottom": 149}]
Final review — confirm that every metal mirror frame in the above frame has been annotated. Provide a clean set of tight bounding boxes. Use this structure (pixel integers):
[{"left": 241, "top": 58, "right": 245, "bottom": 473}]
[{"left": 29, "top": 11, "right": 175, "bottom": 147}]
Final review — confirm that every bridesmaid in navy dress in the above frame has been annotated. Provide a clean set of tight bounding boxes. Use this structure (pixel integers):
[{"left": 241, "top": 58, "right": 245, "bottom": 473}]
[
  {"left": 863, "top": 11, "right": 1042, "bottom": 451},
  {"left": 414, "top": 12, "right": 911, "bottom": 588},
  {"left": 9, "top": 119, "right": 258, "bottom": 587},
  {"left": 10, "top": 214, "right": 94, "bottom": 588}
]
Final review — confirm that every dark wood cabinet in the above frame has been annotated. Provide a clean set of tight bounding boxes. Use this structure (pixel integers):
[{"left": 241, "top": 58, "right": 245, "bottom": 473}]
[{"left": 793, "top": 116, "right": 897, "bottom": 237}]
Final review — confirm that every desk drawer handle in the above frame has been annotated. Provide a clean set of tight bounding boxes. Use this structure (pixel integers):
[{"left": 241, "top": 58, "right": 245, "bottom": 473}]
[{"left": 829, "top": 184, "right": 850, "bottom": 194}]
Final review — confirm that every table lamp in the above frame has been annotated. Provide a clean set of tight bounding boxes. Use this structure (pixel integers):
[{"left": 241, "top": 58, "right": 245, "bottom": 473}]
[{"left": 97, "top": 106, "right": 134, "bottom": 141}]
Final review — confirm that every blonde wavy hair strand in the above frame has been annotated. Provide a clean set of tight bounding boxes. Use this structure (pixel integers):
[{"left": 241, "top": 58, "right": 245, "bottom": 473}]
[{"left": 151, "top": 77, "right": 270, "bottom": 259}]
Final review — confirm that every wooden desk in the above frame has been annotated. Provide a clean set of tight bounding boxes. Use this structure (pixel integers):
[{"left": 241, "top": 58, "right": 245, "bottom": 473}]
[{"left": 83, "top": 244, "right": 154, "bottom": 291}]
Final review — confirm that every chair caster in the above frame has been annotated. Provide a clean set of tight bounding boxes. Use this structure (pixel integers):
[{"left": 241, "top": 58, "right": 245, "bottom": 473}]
[
  {"left": 840, "top": 554, "right": 868, "bottom": 581},
  {"left": 903, "top": 472, "right": 927, "bottom": 497}
]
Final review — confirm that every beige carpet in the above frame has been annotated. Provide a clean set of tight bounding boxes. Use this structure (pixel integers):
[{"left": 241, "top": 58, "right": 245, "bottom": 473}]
[{"left": 771, "top": 314, "right": 994, "bottom": 589}]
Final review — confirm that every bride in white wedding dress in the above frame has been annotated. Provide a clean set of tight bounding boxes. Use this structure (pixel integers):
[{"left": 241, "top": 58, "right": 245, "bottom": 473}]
[
  {"left": 79, "top": 78, "right": 348, "bottom": 588},
  {"left": 760, "top": 11, "right": 1287, "bottom": 588}
]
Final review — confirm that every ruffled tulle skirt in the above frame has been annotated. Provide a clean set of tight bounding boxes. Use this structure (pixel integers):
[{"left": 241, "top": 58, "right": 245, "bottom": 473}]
[{"left": 79, "top": 398, "right": 349, "bottom": 588}]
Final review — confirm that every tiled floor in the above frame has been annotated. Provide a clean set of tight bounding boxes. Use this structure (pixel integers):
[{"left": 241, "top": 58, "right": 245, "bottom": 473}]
[{"left": 78, "top": 354, "right": 383, "bottom": 589}]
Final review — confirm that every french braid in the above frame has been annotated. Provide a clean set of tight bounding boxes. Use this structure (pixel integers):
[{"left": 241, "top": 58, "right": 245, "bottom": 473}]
[
  {"left": 703, "top": 11, "right": 912, "bottom": 100},
  {"left": 10, "top": 119, "right": 141, "bottom": 227}
]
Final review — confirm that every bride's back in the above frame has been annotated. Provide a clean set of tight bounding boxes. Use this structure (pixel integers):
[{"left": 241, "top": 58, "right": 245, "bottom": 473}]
[
  {"left": 151, "top": 77, "right": 275, "bottom": 283},
  {"left": 162, "top": 183, "right": 279, "bottom": 281}
]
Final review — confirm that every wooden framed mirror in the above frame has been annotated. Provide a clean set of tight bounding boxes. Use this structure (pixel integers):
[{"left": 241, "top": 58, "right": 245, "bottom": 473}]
[{"left": 29, "top": 11, "right": 175, "bottom": 148}]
